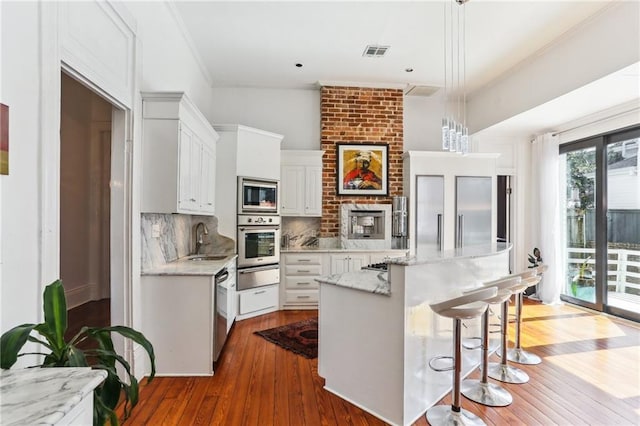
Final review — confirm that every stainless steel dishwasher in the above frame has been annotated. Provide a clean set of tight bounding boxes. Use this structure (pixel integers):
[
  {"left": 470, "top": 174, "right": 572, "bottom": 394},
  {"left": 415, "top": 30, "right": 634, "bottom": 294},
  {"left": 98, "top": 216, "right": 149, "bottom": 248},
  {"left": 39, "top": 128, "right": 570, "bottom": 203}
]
[{"left": 214, "top": 267, "right": 230, "bottom": 362}]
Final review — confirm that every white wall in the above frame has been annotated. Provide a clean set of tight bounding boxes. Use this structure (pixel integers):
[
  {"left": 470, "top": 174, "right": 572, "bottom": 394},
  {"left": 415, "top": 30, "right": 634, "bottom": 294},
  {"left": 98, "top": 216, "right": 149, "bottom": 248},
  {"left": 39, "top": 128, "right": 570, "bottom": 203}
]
[
  {"left": 403, "top": 93, "right": 447, "bottom": 152},
  {"left": 0, "top": 1, "right": 45, "bottom": 340},
  {"left": 0, "top": 1, "right": 211, "bottom": 376},
  {"left": 210, "top": 87, "right": 321, "bottom": 150},
  {"left": 468, "top": 1, "right": 640, "bottom": 133}
]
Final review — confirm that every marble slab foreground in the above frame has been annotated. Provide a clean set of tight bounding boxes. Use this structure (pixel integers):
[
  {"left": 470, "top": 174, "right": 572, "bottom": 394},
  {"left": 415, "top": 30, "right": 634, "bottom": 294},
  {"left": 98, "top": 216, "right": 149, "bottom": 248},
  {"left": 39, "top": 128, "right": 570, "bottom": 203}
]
[
  {"left": 315, "top": 270, "right": 390, "bottom": 296},
  {"left": 0, "top": 367, "right": 107, "bottom": 425}
]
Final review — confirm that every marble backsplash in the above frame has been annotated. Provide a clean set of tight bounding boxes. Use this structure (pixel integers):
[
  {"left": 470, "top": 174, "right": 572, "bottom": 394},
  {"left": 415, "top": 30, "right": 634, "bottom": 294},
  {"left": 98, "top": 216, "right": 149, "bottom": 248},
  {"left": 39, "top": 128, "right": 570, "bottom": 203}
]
[
  {"left": 281, "top": 217, "right": 320, "bottom": 249},
  {"left": 340, "top": 203, "right": 392, "bottom": 250},
  {"left": 141, "top": 213, "right": 235, "bottom": 271}
]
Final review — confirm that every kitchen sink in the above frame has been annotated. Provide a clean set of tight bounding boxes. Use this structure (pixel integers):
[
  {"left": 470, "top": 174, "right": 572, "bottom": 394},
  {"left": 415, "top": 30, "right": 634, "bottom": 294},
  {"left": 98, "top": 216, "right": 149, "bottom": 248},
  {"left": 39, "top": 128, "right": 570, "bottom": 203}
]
[{"left": 188, "top": 255, "right": 228, "bottom": 261}]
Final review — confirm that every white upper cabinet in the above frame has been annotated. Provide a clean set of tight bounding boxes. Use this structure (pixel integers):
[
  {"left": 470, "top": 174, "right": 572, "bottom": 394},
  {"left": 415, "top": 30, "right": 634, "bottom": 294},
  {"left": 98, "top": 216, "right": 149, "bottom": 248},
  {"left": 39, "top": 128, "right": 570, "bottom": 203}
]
[
  {"left": 281, "top": 150, "right": 323, "bottom": 217},
  {"left": 141, "top": 92, "right": 219, "bottom": 215}
]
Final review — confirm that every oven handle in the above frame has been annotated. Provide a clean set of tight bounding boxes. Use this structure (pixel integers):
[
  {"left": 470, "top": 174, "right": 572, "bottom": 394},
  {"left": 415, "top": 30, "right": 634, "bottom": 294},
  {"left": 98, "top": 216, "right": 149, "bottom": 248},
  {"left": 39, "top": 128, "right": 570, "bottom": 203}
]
[
  {"left": 238, "top": 226, "right": 280, "bottom": 232},
  {"left": 238, "top": 264, "right": 280, "bottom": 274}
]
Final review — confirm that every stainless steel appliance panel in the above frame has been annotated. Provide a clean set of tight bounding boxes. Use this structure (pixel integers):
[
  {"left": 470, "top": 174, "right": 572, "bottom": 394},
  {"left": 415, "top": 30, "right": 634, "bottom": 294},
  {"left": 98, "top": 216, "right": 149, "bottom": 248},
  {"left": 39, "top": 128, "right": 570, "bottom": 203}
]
[
  {"left": 214, "top": 268, "right": 229, "bottom": 362},
  {"left": 237, "top": 225, "right": 280, "bottom": 268},
  {"left": 416, "top": 175, "right": 444, "bottom": 253},
  {"left": 455, "top": 176, "right": 492, "bottom": 247},
  {"left": 237, "top": 264, "right": 280, "bottom": 291},
  {"left": 238, "top": 176, "right": 279, "bottom": 215}
]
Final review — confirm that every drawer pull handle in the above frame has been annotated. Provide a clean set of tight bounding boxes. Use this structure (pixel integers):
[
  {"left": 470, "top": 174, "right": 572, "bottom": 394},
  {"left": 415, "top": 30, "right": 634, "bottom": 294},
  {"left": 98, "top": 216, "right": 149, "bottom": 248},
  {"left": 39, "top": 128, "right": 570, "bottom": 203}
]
[
  {"left": 254, "top": 290, "right": 266, "bottom": 295},
  {"left": 297, "top": 282, "right": 311, "bottom": 285},
  {"left": 297, "top": 259, "right": 311, "bottom": 262},
  {"left": 297, "top": 296, "right": 311, "bottom": 299},
  {"left": 297, "top": 270, "right": 311, "bottom": 273}
]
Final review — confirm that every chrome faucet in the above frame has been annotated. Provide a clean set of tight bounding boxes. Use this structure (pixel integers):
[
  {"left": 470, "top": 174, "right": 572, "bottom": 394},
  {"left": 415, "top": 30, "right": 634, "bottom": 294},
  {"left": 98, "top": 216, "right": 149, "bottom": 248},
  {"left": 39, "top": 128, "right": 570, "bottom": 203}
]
[{"left": 194, "top": 222, "right": 209, "bottom": 254}]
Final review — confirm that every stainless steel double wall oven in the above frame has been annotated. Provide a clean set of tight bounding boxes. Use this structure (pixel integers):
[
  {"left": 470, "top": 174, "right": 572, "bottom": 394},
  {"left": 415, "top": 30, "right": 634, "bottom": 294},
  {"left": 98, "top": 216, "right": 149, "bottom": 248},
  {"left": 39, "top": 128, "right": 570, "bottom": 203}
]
[{"left": 237, "top": 177, "right": 280, "bottom": 291}]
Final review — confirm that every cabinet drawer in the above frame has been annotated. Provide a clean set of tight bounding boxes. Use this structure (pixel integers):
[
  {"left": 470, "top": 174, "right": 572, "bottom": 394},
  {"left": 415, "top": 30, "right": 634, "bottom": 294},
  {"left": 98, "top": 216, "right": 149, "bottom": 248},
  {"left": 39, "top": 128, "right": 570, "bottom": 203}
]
[
  {"left": 284, "top": 253, "right": 322, "bottom": 265},
  {"left": 284, "top": 290, "right": 319, "bottom": 304},
  {"left": 239, "top": 285, "right": 278, "bottom": 315},
  {"left": 285, "top": 276, "right": 319, "bottom": 290},
  {"left": 284, "top": 264, "right": 322, "bottom": 276}
]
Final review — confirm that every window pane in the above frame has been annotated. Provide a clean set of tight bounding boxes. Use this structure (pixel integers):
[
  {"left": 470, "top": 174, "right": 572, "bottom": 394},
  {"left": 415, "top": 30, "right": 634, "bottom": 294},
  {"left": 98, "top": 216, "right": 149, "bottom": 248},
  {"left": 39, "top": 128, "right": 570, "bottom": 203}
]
[
  {"left": 562, "top": 147, "right": 596, "bottom": 303},
  {"left": 606, "top": 138, "right": 640, "bottom": 314}
]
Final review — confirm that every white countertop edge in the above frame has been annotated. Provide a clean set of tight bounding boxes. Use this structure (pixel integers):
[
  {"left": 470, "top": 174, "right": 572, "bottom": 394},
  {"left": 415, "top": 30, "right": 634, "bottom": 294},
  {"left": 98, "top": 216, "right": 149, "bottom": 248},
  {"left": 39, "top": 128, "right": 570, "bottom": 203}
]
[
  {"left": 1, "top": 367, "right": 107, "bottom": 425},
  {"left": 389, "top": 243, "right": 512, "bottom": 266},
  {"left": 141, "top": 254, "right": 237, "bottom": 276},
  {"left": 282, "top": 248, "right": 408, "bottom": 253},
  {"left": 315, "top": 270, "right": 391, "bottom": 296}
]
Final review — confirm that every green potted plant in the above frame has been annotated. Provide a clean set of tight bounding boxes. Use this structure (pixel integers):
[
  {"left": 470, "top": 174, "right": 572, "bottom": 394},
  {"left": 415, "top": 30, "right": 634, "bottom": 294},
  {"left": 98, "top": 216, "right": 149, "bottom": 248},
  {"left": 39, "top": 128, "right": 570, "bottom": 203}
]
[
  {"left": 0, "top": 280, "right": 156, "bottom": 425},
  {"left": 571, "top": 256, "right": 594, "bottom": 296}
]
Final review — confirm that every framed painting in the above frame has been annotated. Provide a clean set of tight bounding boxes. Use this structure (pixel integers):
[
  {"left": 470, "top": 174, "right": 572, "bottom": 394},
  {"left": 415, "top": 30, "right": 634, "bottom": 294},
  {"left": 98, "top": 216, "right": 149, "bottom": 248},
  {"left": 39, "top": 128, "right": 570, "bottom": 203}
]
[{"left": 337, "top": 143, "right": 388, "bottom": 195}]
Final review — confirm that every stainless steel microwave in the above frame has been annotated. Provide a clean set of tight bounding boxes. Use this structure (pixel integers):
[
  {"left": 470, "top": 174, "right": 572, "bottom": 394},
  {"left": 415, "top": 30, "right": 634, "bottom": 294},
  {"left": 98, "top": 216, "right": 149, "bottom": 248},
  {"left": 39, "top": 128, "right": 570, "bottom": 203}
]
[{"left": 238, "top": 176, "right": 279, "bottom": 215}]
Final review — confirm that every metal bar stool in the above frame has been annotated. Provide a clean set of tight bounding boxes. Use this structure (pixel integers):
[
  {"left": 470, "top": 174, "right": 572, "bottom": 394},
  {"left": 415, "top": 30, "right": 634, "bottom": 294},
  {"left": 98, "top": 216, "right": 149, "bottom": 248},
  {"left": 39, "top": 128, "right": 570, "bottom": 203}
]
[
  {"left": 486, "top": 275, "right": 537, "bottom": 384},
  {"left": 507, "top": 267, "right": 544, "bottom": 365},
  {"left": 426, "top": 286, "right": 498, "bottom": 426},
  {"left": 461, "top": 275, "right": 521, "bottom": 407}
]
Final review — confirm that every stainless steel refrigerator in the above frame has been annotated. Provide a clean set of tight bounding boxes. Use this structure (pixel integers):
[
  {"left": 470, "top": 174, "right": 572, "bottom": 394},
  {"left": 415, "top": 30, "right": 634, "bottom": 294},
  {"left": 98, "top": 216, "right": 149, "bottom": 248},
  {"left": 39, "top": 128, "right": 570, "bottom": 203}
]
[{"left": 416, "top": 175, "right": 492, "bottom": 253}]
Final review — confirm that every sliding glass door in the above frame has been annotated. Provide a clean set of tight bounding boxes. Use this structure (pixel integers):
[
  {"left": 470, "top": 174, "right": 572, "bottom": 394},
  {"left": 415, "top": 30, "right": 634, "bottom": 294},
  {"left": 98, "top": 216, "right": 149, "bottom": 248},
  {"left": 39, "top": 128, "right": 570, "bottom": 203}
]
[
  {"left": 606, "top": 134, "right": 640, "bottom": 318},
  {"left": 560, "top": 126, "right": 640, "bottom": 322}
]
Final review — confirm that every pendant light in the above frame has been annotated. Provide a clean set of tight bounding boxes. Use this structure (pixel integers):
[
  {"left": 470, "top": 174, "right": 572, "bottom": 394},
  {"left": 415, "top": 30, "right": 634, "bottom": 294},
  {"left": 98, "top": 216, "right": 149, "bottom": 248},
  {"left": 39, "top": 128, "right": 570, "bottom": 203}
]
[{"left": 441, "top": 0, "right": 470, "bottom": 155}]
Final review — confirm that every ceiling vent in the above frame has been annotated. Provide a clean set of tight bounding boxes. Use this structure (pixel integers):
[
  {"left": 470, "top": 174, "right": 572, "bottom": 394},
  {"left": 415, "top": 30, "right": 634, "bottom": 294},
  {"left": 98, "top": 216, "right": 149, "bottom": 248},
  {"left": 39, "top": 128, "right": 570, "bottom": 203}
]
[
  {"left": 363, "top": 45, "right": 390, "bottom": 58},
  {"left": 405, "top": 85, "right": 441, "bottom": 97}
]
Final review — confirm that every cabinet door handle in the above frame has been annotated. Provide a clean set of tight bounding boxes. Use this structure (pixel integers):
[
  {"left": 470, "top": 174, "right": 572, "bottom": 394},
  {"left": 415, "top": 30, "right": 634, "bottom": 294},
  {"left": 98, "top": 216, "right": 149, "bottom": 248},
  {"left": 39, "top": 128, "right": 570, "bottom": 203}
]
[
  {"left": 207, "top": 202, "right": 213, "bottom": 205},
  {"left": 297, "top": 295, "right": 311, "bottom": 299},
  {"left": 297, "top": 282, "right": 311, "bottom": 286},
  {"left": 297, "top": 259, "right": 311, "bottom": 262},
  {"left": 190, "top": 198, "right": 196, "bottom": 202},
  {"left": 254, "top": 290, "right": 266, "bottom": 295},
  {"left": 297, "top": 270, "right": 310, "bottom": 273}
]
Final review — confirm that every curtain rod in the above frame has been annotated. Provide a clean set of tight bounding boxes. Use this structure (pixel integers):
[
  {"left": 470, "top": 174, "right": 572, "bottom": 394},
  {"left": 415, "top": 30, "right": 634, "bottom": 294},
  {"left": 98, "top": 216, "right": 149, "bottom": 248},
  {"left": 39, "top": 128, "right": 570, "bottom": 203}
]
[{"left": 551, "top": 106, "right": 640, "bottom": 137}]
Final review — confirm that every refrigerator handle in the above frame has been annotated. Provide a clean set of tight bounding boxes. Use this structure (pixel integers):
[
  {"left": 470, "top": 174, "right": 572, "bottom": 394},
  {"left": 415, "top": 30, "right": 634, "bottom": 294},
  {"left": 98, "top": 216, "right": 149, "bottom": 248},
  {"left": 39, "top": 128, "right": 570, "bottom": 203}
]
[
  {"left": 457, "top": 214, "right": 464, "bottom": 248},
  {"left": 437, "top": 214, "right": 443, "bottom": 250}
]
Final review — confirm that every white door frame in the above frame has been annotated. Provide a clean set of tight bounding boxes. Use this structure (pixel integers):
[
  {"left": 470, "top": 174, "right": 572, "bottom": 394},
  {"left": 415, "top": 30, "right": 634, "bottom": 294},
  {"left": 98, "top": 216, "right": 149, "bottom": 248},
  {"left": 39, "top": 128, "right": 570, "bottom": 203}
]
[{"left": 39, "top": 1, "right": 136, "bottom": 366}]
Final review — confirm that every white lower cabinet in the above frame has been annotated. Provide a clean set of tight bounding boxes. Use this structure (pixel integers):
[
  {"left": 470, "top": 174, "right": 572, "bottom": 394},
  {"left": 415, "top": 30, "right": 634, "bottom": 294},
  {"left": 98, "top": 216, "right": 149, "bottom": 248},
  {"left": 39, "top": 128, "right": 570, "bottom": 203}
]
[
  {"left": 238, "top": 285, "right": 279, "bottom": 318},
  {"left": 141, "top": 275, "right": 216, "bottom": 376},
  {"left": 281, "top": 253, "right": 325, "bottom": 309},
  {"left": 329, "top": 253, "right": 369, "bottom": 274}
]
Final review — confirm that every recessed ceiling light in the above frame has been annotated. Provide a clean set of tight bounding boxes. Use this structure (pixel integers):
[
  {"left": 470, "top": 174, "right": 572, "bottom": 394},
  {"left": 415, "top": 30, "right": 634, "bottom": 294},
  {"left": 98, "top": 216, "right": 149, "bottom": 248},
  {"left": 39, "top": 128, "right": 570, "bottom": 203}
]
[
  {"left": 405, "top": 68, "right": 414, "bottom": 73},
  {"left": 295, "top": 63, "right": 303, "bottom": 68}
]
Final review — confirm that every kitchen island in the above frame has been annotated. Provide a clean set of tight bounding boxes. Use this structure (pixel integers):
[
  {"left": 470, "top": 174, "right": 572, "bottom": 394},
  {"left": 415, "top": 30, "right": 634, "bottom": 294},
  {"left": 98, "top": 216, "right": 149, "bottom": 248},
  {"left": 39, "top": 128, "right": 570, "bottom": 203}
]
[{"left": 316, "top": 243, "right": 510, "bottom": 426}]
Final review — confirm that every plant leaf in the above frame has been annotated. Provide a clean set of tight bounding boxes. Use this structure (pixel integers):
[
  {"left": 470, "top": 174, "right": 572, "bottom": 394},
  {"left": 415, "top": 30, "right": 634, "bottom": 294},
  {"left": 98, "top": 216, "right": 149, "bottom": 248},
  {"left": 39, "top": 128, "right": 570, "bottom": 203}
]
[
  {"left": 88, "top": 326, "right": 156, "bottom": 380},
  {"left": 65, "top": 345, "right": 88, "bottom": 367},
  {"left": 42, "top": 280, "right": 67, "bottom": 349},
  {"left": 0, "top": 324, "right": 36, "bottom": 368}
]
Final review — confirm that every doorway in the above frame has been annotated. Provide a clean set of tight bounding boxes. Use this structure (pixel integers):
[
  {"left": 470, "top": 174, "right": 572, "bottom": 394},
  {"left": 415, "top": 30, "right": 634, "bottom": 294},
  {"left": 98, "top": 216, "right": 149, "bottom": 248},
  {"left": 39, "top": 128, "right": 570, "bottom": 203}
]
[{"left": 60, "top": 72, "right": 113, "bottom": 336}]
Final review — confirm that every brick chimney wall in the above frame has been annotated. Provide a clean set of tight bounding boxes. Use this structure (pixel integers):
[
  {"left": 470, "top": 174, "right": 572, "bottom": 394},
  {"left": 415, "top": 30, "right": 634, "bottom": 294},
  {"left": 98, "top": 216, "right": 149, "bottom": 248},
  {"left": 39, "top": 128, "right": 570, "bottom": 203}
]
[{"left": 320, "top": 86, "right": 404, "bottom": 237}]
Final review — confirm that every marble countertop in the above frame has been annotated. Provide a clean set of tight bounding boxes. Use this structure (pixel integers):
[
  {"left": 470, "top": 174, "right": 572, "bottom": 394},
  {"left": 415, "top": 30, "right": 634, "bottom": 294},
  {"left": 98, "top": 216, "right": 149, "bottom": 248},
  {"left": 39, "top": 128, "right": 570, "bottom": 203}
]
[
  {"left": 389, "top": 243, "right": 512, "bottom": 266},
  {"left": 141, "top": 254, "right": 237, "bottom": 276},
  {"left": 314, "top": 244, "right": 510, "bottom": 297},
  {"left": 315, "top": 270, "right": 390, "bottom": 296},
  {"left": 0, "top": 367, "right": 107, "bottom": 425},
  {"left": 282, "top": 248, "right": 408, "bottom": 254}
]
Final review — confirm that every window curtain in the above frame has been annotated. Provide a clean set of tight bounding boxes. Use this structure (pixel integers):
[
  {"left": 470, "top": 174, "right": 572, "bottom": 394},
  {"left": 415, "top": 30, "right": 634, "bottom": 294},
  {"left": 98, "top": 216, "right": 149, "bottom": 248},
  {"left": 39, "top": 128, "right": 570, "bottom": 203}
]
[{"left": 532, "top": 133, "right": 562, "bottom": 304}]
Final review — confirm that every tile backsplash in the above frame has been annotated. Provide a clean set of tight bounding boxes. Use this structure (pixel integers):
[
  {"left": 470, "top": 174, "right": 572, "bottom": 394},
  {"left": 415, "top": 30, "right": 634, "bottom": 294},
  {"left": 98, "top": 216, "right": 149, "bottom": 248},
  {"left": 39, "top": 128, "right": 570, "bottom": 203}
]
[{"left": 141, "top": 213, "right": 234, "bottom": 271}]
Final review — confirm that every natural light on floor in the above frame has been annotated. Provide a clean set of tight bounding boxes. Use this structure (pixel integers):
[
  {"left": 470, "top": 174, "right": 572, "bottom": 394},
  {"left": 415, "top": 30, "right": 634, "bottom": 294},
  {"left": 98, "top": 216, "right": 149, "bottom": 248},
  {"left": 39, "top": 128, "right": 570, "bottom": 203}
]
[{"left": 546, "top": 346, "right": 640, "bottom": 399}]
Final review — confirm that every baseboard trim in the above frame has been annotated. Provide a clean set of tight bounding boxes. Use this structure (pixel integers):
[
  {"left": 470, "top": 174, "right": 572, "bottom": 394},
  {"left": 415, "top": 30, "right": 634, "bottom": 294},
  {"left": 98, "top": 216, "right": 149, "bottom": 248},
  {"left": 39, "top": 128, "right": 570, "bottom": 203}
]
[{"left": 65, "top": 283, "right": 100, "bottom": 309}]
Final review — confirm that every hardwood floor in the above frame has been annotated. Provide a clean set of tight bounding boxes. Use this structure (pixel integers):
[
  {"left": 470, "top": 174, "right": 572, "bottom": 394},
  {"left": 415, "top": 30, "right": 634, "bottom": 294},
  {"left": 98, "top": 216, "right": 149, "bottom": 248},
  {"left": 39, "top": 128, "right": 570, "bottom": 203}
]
[{"left": 122, "top": 302, "right": 640, "bottom": 425}]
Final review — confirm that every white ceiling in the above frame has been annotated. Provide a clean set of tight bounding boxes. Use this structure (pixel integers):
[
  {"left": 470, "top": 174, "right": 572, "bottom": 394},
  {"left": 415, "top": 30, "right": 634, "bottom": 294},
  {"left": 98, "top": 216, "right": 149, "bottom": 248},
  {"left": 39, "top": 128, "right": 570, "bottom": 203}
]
[{"left": 173, "top": 0, "right": 639, "bottom": 134}]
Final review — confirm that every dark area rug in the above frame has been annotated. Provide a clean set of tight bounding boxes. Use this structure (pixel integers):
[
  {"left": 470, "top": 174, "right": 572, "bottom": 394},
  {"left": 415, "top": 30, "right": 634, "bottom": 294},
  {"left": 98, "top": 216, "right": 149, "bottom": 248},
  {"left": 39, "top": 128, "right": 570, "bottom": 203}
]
[{"left": 254, "top": 318, "right": 318, "bottom": 359}]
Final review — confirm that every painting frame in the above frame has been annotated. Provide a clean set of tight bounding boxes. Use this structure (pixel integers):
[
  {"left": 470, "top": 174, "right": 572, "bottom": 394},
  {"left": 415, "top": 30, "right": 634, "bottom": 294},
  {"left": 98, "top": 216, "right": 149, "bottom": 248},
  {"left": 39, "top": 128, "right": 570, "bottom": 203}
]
[{"left": 336, "top": 143, "right": 388, "bottom": 196}]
